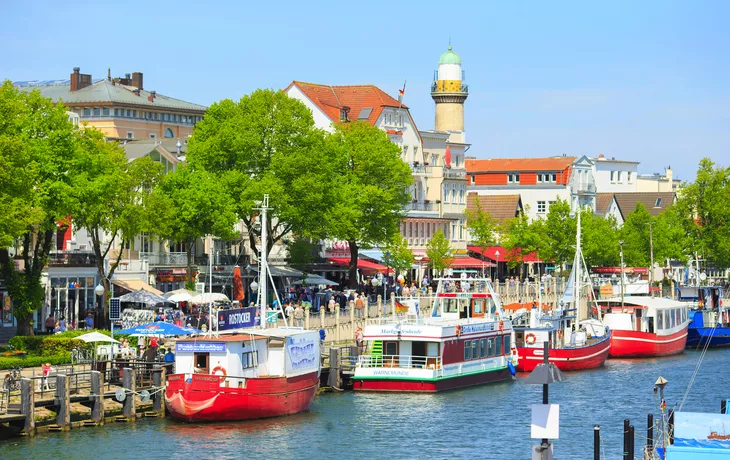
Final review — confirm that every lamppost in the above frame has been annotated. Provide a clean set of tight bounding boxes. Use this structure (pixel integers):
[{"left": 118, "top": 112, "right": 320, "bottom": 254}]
[
  {"left": 619, "top": 240, "right": 625, "bottom": 308},
  {"left": 494, "top": 250, "right": 501, "bottom": 282},
  {"left": 383, "top": 250, "right": 391, "bottom": 301}
]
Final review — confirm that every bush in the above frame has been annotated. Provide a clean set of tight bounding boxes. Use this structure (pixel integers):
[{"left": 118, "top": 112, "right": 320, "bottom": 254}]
[
  {"left": 8, "top": 336, "right": 43, "bottom": 352},
  {"left": 0, "top": 353, "right": 71, "bottom": 370},
  {"left": 38, "top": 338, "right": 86, "bottom": 355}
]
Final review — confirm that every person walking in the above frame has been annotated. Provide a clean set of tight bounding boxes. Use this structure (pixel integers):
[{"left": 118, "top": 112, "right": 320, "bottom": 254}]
[
  {"left": 285, "top": 302, "right": 294, "bottom": 321},
  {"left": 45, "top": 314, "right": 55, "bottom": 333},
  {"left": 85, "top": 312, "right": 94, "bottom": 330},
  {"left": 294, "top": 304, "right": 304, "bottom": 327},
  {"left": 355, "top": 294, "right": 364, "bottom": 318}
]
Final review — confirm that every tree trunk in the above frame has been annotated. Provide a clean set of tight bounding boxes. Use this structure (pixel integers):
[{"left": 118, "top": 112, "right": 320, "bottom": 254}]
[
  {"left": 348, "top": 240, "right": 359, "bottom": 289},
  {"left": 16, "top": 316, "right": 34, "bottom": 336}
]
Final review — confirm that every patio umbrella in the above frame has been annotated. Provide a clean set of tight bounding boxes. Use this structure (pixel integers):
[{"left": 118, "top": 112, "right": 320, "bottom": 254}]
[
  {"left": 119, "top": 289, "right": 174, "bottom": 308},
  {"left": 75, "top": 331, "right": 119, "bottom": 343},
  {"left": 116, "top": 321, "right": 201, "bottom": 337},
  {"left": 291, "top": 275, "right": 339, "bottom": 286},
  {"left": 191, "top": 292, "right": 230, "bottom": 304},
  {"left": 163, "top": 288, "right": 197, "bottom": 303},
  {"left": 233, "top": 266, "right": 244, "bottom": 302}
]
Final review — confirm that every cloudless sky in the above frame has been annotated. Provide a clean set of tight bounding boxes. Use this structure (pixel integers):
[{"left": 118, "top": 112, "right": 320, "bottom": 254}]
[{"left": 2, "top": 0, "right": 728, "bottom": 179}]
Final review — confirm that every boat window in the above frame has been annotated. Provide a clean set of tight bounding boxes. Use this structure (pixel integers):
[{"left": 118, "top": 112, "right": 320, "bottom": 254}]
[
  {"left": 488, "top": 338, "right": 495, "bottom": 357},
  {"left": 676, "top": 309, "right": 681, "bottom": 326},
  {"left": 471, "top": 341, "right": 478, "bottom": 359},
  {"left": 479, "top": 339, "right": 486, "bottom": 358},
  {"left": 474, "top": 300, "right": 483, "bottom": 314},
  {"left": 487, "top": 298, "right": 497, "bottom": 316},
  {"left": 464, "top": 341, "right": 472, "bottom": 360},
  {"left": 194, "top": 353, "right": 209, "bottom": 373},
  {"left": 242, "top": 351, "right": 258, "bottom": 369},
  {"left": 384, "top": 342, "right": 398, "bottom": 356},
  {"left": 504, "top": 335, "right": 510, "bottom": 352},
  {"left": 669, "top": 310, "right": 676, "bottom": 328},
  {"left": 496, "top": 336, "right": 503, "bottom": 355},
  {"left": 657, "top": 312, "right": 664, "bottom": 330},
  {"left": 445, "top": 299, "right": 458, "bottom": 313}
]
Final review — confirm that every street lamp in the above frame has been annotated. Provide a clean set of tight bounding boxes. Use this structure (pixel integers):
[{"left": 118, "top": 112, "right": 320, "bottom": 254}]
[
  {"left": 619, "top": 240, "right": 625, "bottom": 308},
  {"left": 494, "top": 250, "right": 501, "bottom": 282},
  {"left": 384, "top": 250, "right": 391, "bottom": 301}
]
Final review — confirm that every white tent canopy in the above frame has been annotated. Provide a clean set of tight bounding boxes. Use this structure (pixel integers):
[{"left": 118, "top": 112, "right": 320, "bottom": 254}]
[
  {"left": 290, "top": 275, "right": 339, "bottom": 286},
  {"left": 191, "top": 292, "right": 230, "bottom": 304},
  {"left": 75, "top": 331, "right": 119, "bottom": 343}
]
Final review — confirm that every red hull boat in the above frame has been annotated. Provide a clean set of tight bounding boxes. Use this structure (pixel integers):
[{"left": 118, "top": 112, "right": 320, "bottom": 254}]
[
  {"left": 165, "top": 372, "right": 319, "bottom": 422},
  {"left": 515, "top": 332, "right": 611, "bottom": 372},
  {"left": 608, "top": 327, "right": 688, "bottom": 358}
]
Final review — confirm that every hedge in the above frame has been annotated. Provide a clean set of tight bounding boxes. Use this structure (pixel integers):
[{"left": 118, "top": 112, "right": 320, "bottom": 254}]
[
  {"left": 0, "top": 352, "right": 72, "bottom": 370},
  {"left": 9, "top": 329, "right": 139, "bottom": 354}
]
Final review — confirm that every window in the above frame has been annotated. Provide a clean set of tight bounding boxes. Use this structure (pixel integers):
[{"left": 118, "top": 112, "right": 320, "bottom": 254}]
[
  {"left": 93, "top": 108, "right": 100, "bottom": 116},
  {"left": 464, "top": 340, "right": 472, "bottom": 360},
  {"left": 126, "top": 132, "right": 134, "bottom": 139},
  {"left": 480, "top": 339, "right": 486, "bottom": 358},
  {"left": 384, "top": 341, "right": 398, "bottom": 356},
  {"left": 149, "top": 133, "right": 156, "bottom": 139},
  {"left": 413, "top": 146, "right": 419, "bottom": 161},
  {"left": 487, "top": 338, "right": 495, "bottom": 356},
  {"left": 537, "top": 201, "right": 546, "bottom": 214},
  {"left": 403, "top": 145, "right": 409, "bottom": 159},
  {"left": 432, "top": 154, "right": 438, "bottom": 166},
  {"left": 471, "top": 341, "right": 478, "bottom": 360},
  {"left": 496, "top": 336, "right": 503, "bottom": 355},
  {"left": 459, "top": 219, "right": 464, "bottom": 240},
  {"left": 655, "top": 198, "right": 662, "bottom": 207},
  {"left": 551, "top": 173, "right": 557, "bottom": 182},
  {"left": 451, "top": 184, "right": 456, "bottom": 202},
  {"left": 126, "top": 110, "right": 131, "bottom": 117},
  {"left": 508, "top": 173, "right": 520, "bottom": 184},
  {"left": 459, "top": 185, "right": 465, "bottom": 204},
  {"left": 132, "top": 110, "right": 137, "bottom": 118},
  {"left": 657, "top": 311, "right": 664, "bottom": 329},
  {"left": 102, "top": 108, "right": 109, "bottom": 116},
  {"left": 83, "top": 108, "right": 90, "bottom": 116},
  {"left": 471, "top": 175, "right": 475, "bottom": 185},
  {"left": 154, "top": 113, "right": 158, "bottom": 121},
  {"left": 504, "top": 335, "right": 510, "bottom": 352},
  {"left": 164, "top": 128, "right": 174, "bottom": 138},
  {"left": 242, "top": 351, "right": 258, "bottom": 369},
  {"left": 628, "top": 172, "right": 633, "bottom": 183},
  {"left": 610, "top": 171, "right": 616, "bottom": 182},
  {"left": 451, "top": 222, "right": 456, "bottom": 240},
  {"left": 114, "top": 108, "right": 119, "bottom": 116}
]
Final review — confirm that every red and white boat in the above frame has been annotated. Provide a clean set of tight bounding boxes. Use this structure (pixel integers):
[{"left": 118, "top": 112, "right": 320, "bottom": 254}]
[
  {"left": 353, "top": 276, "right": 514, "bottom": 392},
  {"left": 599, "top": 297, "right": 690, "bottom": 358},
  {"left": 165, "top": 329, "right": 320, "bottom": 422},
  {"left": 513, "top": 207, "right": 611, "bottom": 372}
]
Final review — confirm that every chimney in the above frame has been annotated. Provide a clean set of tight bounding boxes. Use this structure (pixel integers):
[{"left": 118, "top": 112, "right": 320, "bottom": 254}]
[
  {"left": 70, "top": 67, "right": 92, "bottom": 91},
  {"left": 131, "top": 72, "right": 143, "bottom": 90},
  {"left": 598, "top": 154, "right": 605, "bottom": 160},
  {"left": 150, "top": 91, "right": 156, "bottom": 98}
]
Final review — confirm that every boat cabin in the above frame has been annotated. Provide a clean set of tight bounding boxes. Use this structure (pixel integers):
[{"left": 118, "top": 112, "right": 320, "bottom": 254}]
[{"left": 599, "top": 298, "right": 688, "bottom": 335}]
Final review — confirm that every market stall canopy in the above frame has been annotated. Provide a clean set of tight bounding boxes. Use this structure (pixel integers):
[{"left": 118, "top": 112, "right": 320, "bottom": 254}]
[
  {"left": 75, "top": 331, "right": 119, "bottom": 343},
  {"left": 328, "top": 258, "right": 392, "bottom": 274},
  {"left": 191, "top": 292, "right": 230, "bottom": 304},
  {"left": 116, "top": 321, "right": 201, "bottom": 337},
  {"left": 112, "top": 279, "right": 163, "bottom": 295},
  {"left": 119, "top": 289, "right": 174, "bottom": 307},
  {"left": 467, "top": 245, "right": 542, "bottom": 263},
  {"left": 162, "top": 288, "right": 197, "bottom": 303},
  {"left": 246, "top": 265, "right": 303, "bottom": 278},
  {"left": 450, "top": 256, "right": 495, "bottom": 268},
  {"left": 291, "top": 275, "right": 339, "bottom": 286}
]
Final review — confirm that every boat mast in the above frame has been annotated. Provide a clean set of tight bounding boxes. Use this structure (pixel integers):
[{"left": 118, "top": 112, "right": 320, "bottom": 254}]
[
  {"left": 257, "top": 195, "right": 270, "bottom": 330},
  {"left": 209, "top": 239, "right": 213, "bottom": 335},
  {"left": 575, "top": 207, "right": 582, "bottom": 327}
]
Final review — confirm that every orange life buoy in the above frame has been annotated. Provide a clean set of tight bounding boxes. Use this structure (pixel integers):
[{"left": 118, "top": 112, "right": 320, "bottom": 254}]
[
  {"left": 498, "top": 320, "right": 504, "bottom": 332},
  {"left": 525, "top": 333, "right": 537, "bottom": 345},
  {"left": 557, "top": 329, "right": 563, "bottom": 340},
  {"left": 211, "top": 366, "right": 227, "bottom": 380},
  {"left": 455, "top": 325, "right": 462, "bottom": 337}
]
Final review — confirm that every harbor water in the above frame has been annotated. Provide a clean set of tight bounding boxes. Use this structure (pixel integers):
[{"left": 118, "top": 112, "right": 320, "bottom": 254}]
[{"left": 2, "top": 348, "right": 729, "bottom": 459}]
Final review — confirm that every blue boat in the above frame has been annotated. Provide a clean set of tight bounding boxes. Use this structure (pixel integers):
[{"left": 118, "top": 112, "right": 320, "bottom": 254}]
[{"left": 681, "top": 286, "right": 730, "bottom": 348}]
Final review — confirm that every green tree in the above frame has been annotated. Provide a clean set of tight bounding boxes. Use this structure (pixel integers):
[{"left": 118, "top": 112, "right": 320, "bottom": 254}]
[
  {"left": 675, "top": 158, "right": 730, "bottom": 268},
  {"left": 581, "top": 209, "right": 620, "bottom": 268},
  {"left": 620, "top": 202, "right": 652, "bottom": 267},
  {"left": 426, "top": 230, "right": 453, "bottom": 276},
  {"left": 0, "top": 81, "right": 77, "bottom": 335},
  {"left": 186, "top": 89, "right": 331, "bottom": 258},
  {"left": 385, "top": 234, "right": 415, "bottom": 279},
  {"left": 323, "top": 122, "right": 413, "bottom": 288},
  {"left": 540, "top": 198, "right": 576, "bottom": 268},
  {"left": 153, "top": 164, "right": 239, "bottom": 290},
  {"left": 464, "top": 198, "right": 500, "bottom": 257},
  {"left": 652, "top": 205, "right": 687, "bottom": 264},
  {"left": 70, "top": 129, "right": 164, "bottom": 325},
  {"left": 501, "top": 207, "right": 543, "bottom": 270},
  {"left": 286, "top": 235, "right": 317, "bottom": 283}
]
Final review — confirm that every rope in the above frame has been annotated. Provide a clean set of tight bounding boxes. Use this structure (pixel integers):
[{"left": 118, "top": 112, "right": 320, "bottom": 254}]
[{"left": 678, "top": 320, "right": 715, "bottom": 411}]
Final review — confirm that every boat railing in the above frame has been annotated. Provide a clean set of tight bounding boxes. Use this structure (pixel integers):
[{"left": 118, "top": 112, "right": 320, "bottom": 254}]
[{"left": 357, "top": 354, "right": 441, "bottom": 370}]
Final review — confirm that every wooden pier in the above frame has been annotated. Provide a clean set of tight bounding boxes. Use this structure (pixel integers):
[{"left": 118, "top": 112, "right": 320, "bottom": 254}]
[{"left": 0, "top": 362, "right": 167, "bottom": 437}]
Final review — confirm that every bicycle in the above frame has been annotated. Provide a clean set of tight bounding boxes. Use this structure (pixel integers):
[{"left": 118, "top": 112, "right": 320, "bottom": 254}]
[{"left": 3, "top": 367, "right": 22, "bottom": 392}]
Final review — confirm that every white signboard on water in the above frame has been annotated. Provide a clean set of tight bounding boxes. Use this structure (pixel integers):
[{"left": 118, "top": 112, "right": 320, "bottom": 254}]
[{"left": 531, "top": 404, "right": 560, "bottom": 439}]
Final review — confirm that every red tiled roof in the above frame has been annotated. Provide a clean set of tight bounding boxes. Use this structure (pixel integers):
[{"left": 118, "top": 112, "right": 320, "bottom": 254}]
[
  {"left": 284, "top": 81, "right": 407, "bottom": 127},
  {"left": 595, "top": 193, "right": 614, "bottom": 216},
  {"left": 465, "top": 157, "right": 576, "bottom": 173},
  {"left": 466, "top": 193, "right": 521, "bottom": 223}
]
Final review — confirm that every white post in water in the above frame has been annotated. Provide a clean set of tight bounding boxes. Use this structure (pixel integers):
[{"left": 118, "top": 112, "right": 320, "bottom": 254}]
[{"left": 258, "top": 195, "right": 269, "bottom": 329}]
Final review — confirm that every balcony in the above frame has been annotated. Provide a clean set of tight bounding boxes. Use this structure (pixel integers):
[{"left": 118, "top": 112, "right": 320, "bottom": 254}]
[
  {"left": 47, "top": 251, "right": 97, "bottom": 267},
  {"left": 411, "top": 163, "right": 432, "bottom": 176},
  {"left": 431, "top": 82, "right": 469, "bottom": 93},
  {"left": 407, "top": 201, "right": 434, "bottom": 212},
  {"left": 140, "top": 252, "right": 188, "bottom": 267},
  {"left": 443, "top": 168, "right": 466, "bottom": 180},
  {"left": 573, "top": 182, "right": 597, "bottom": 195},
  {"left": 194, "top": 254, "right": 244, "bottom": 267}
]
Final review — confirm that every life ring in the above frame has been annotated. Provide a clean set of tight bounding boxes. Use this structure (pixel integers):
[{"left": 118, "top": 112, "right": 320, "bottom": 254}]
[
  {"left": 211, "top": 366, "right": 227, "bottom": 380},
  {"left": 455, "top": 325, "right": 462, "bottom": 337},
  {"left": 525, "top": 333, "right": 537, "bottom": 345},
  {"left": 498, "top": 320, "right": 504, "bottom": 332},
  {"left": 557, "top": 329, "right": 563, "bottom": 340}
]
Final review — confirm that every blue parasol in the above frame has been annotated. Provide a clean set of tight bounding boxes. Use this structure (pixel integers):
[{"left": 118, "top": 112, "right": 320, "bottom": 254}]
[{"left": 116, "top": 321, "right": 201, "bottom": 337}]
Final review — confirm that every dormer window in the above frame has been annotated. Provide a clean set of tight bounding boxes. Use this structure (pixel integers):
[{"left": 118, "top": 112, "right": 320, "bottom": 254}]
[
  {"left": 655, "top": 198, "right": 662, "bottom": 207},
  {"left": 508, "top": 173, "right": 520, "bottom": 184},
  {"left": 340, "top": 106, "right": 350, "bottom": 122}
]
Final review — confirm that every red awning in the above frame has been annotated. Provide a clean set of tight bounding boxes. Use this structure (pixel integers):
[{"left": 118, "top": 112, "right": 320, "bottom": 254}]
[
  {"left": 328, "top": 258, "right": 391, "bottom": 274},
  {"left": 450, "top": 256, "right": 494, "bottom": 268},
  {"left": 468, "top": 245, "right": 542, "bottom": 263}
]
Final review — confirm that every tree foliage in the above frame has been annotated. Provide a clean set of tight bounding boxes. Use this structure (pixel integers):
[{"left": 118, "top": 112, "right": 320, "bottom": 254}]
[
  {"left": 539, "top": 198, "right": 576, "bottom": 268},
  {"left": 385, "top": 234, "right": 415, "bottom": 277},
  {"left": 0, "top": 81, "right": 77, "bottom": 334},
  {"left": 286, "top": 235, "right": 317, "bottom": 281},
  {"left": 186, "top": 89, "right": 331, "bottom": 258},
  {"left": 464, "top": 198, "right": 500, "bottom": 255},
  {"left": 426, "top": 230, "right": 454, "bottom": 275},
  {"left": 620, "top": 202, "right": 652, "bottom": 267},
  {"left": 675, "top": 158, "right": 730, "bottom": 268},
  {"left": 322, "top": 121, "right": 413, "bottom": 287},
  {"left": 580, "top": 209, "right": 620, "bottom": 268},
  {"left": 501, "top": 207, "right": 543, "bottom": 269}
]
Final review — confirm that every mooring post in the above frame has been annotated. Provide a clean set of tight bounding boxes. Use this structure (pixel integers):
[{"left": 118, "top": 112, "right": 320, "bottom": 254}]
[
  {"left": 646, "top": 413, "right": 654, "bottom": 456},
  {"left": 628, "top": 425, "right": 635, "bottom": 459},
  {"left": 122, "top": 367, "right": 136, "bottom": 419},
  {"left": 593, "top": 425, "right": 600, "bottom": 460},
  {"left": 20, "top": 378, "right": 35, "bottom": 435},
  {"left": 623, "top": 419, "right": 630, "bottom": 459},
  {"left": 90, "top": 370, "right": 104, "bottom": 424},
  {"left": 327, "top": 348, "right": 341, "bottom": 389},
  {"left": 55, "top": 374, "right": 70, "bottom": 430},
  {"left": 722, "top": 399, "right": 727, "bottom": 414},
  {"left": 152, "top": 365, "right": 165, "bottom": 416}
]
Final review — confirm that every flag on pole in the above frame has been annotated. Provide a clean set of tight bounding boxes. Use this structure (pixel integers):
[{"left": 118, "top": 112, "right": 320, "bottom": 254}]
[{"left": 398, "top": 80, "right": 406, "bottom": 104}]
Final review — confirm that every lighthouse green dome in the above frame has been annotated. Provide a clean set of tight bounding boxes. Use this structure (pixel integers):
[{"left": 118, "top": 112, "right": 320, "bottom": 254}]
[{"left": 438, "top": 46, "right": 462, "bottom": 65}]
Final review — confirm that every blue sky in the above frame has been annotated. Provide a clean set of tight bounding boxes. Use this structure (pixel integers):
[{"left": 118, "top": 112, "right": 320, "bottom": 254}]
[{"left": 2, "top": 0, "right": 728, "bottom": 179}]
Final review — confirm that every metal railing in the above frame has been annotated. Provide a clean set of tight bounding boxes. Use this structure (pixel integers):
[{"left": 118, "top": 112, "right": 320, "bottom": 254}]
[
  {"left": 411, "top": 164, "right": 432, "bottom": 175},
  {"left": 406, "top": 202, "right": 434, "bottom": 211},
  {"left": 48, "top": 250, "right": 97, "bottom": 267},
  {"left": 443, "top": 168, "right": 466, "bottom": 179},
  {"left": 141, "top": 252, "right": 188, "bottom": 266},
  {"left": 358, "top": 354, "right": 441, "bottom": 370}
]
